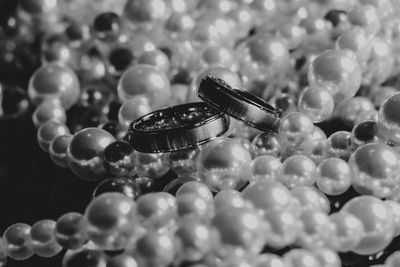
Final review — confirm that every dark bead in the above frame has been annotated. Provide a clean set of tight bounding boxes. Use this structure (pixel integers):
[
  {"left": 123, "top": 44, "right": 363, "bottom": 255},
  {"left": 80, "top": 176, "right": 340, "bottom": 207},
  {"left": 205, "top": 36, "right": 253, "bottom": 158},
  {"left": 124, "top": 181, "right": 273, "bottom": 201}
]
[
  {"left": 1, "top": 86, "right": 29, "bottom": 117},
  {"left": 80, "top": 83, "right": 110, "bottom": 109},
  {"left": 101, "top": 121, "right": 126, "bottom": 140},
  {"left": 64, "top": 249, "right": 108, "bottom": 267},
  {"left": 3, "top": 16, "right": 19, "bottom": 36},
  {"left": 108, "top": 47, "right": 134, "bottom": 72},
  {"left": 93, "top": 177, "right": 141, "bottom": 200},
  {"left": 324, "top": 10, "right": 347, "bottom": 27},
  {"left": 103, "top": 141, "right": 135, "bottom": 176},
  {"left": 93, "top": 12, "right": 121, "bottom": 40},
  {"left": 106, "top": 100, "right": 122, "bottom": 121},
  {"left": 171, "top": 69, "right": 192, "bottom": 84},
  {"left": 65, "top": 23, "right": 90, "bottom": 42},
  {"left": 352, "top": 121, "right": 378, "bottom": 143}
]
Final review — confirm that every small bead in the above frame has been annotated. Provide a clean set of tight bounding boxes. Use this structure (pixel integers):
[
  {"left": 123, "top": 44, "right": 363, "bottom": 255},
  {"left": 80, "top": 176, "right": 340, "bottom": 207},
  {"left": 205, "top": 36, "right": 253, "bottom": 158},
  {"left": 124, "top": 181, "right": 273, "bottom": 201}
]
[
  {"left": 3, "top": 223, "right": 34, "bottom": 260},
  {"left": 30, "top": 219, "right": 62, "bottom": 257},
  {"left": 107, "top": 254, "right": 138, "bottom": 267},
  {"left": 108, "top": 46, "right": 135, "bottom": 76},
  {"left": 103, "top": 141, "right": 135, "bottom": 177},
  {"left": 326, "top": 131, "right": 352, "bottom": 161},
  {"left": 251, "top": 132, "right": 281, "bottom": 157},
  {"left": 250, "top": 155, "right": 281, "bottom": 182},
  {"left": 137, "top": 49, "right": 170, "bottom": 74},
  {"left": 291, "top": 186, "right": 330, "bottom": 214},
  {"left": 298, "top": 86, "right": 334, "bottom": 123},
  {"left": 63, "top": 249, "right": 108, "bottom": 267},
  {"left": 49, "top": 134, "right": 73, "bottom": 168},
  {"left": 329, "top": 211, "right": 364, "bottom": 252},
  {"left": 278, "top": 112, "right": 314, "bottom": 148},
  {"left": 134, "top": 152, "right": 170, "bottom": 179},
  {"left": 93, "top": 12, "right": 121, "bottom": 41},
  {"left": 32, "top": 99, "right": 66, "bottom": 128},
  {"left": 277, "top": 155, "right": 318, "bottom": 189},
  {"left": 350, "top": 120, "right": 379, "bottom": 148},
  {"left": 133, "top": 232, "right": 175, "bottom": 267},
  {"left": 168, "top": 148, "right": 199, "bottom": 176},
  {"left": 316, "top": 158, "right": 352, "bottom": 196},
  {"left": 37, "top": 120, "right": 70, "bottom": 152},
  {"left": 118, "top": 96, "right": 152, "bottom": 129},
  {"left": 55, "top": 212, "right": 88, "bottom": 250},
  {"left": 93, "top": 177, "right": 141, "bottom": 200}
]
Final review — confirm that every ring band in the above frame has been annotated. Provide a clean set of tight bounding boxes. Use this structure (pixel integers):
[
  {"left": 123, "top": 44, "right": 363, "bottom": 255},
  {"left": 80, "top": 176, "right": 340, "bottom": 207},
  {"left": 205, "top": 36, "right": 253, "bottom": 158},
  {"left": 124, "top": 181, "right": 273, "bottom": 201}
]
[
  {"left": 126, "top": 102, "right": 230, "bottom": 153},
  {"left": 197, "top": 75, "right": 281, "bottom": 132}
]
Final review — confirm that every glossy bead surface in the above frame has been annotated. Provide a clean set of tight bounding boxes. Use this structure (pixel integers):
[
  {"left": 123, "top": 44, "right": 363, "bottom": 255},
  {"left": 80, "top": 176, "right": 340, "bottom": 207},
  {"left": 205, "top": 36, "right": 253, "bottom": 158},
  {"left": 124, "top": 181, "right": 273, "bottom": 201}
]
[
  {"left": 278, "top": 155, "right": 318, "bottom": 189},
  {"left": 297, "top": 86, "right": 334, "bottom": 123},
  {"left": 350, "top": 120, "right": 379, "bottom": 148},
  {"left": 283, "top": 249, "right": 320, "bottom": 267},
  {"left": 342, "top": 196, "right": 395, "bottom": 255},
  {"left": 264, "top": 209, "right": 300, "bottom": 249},
  {"left": 137, "top": 192, "right": 177, "bottom": 230},
  {"left": 93, "top": 177, "right": 140, "bottom": 200},
  {"left": 93, "top": 12, "right": 121, "bottom": 41},
  {"left": 67, "top": 128, "right": 115, "bottom": 181},
  {"left": 37, "top": 120, "right": 70, "bottom": 152},
  {"left": 138, "top": 49, "right": 170, "bottom": 74},
  {"left": 55, "top": 212, "right": 88, "bottom": 250},
  {"left": 176, "top": 193, "right": 213, "bottom": 220},
  {"left": 250, "top": 155, "right": 281, "bottom": 182},
  {"left": 103, "top": 141, "right": 135, "bottom": 177},
  {"left": 212, "top": 207, "right": 268, "bottom": 254},
  {"left": 385, "top": 200, "right": 400, "bottom": 236},
  {"left": 168, "top": 148, "right": 199, "bottom": 176},
  {"left": 63, "top": 249, "right": 108, "bottom": 267},
  {"left": 326, "top": 131, "right": 352, "bottom": 161},
  {"left": 338, "top": 96, "right": 375, "bottom": 127},
  {"left": 3, "top": 223, "right": 34, "bottom": 260},
  {"left": 30, "top": 219, "right": 62, "bottom": 257},
  {"left": 257, "top": 253, "right": 285, "bottom": 267},
  {"left": 308, "top": 49, "right": 361, "bottom": 103},
  {"left": 348, "top": 5, "right": 380, "bottom": 37},
  {"left": 316, "top": 158, "right": 352, "bottom": 196},
  {"left": 28, "top": 62, "right": 80, "bottom": 109},
  {"left": 85, "top": 193, "right": 140, "bottom": 250},
  {"left": 251, "top": 132, "right": 281, "bottom": 157},
  {"left": 124, "top": 0, "right": 170, "bottom": 24},
  {"left": 197, "top": 138, "right": 252, "bottom": 192},
  {"left": 175, "top": 181, "right": 213, "bottom": 203},
  {"left": 134, "top": 232, "right": 175, "bottom": 267},
  {"left": 118, "top": 96, "right": 152, "bottom": 129},
  {"left": 107, "top": 254, "right": 138, "bottom": 267},
  {"left": 329, "top": 211, "right": 364, "bottom": 252},
  {"left": 291, "top": 186, "right": 330, "bottom": 214},
  {"left": 49, "top": 134, "right": 73, "bottom": 168},
  {"left": 349, "top": 143, "right": 400, "bottom": 198},
  {"left": 378, "top": 93, "right": 400, "bottom": 144},
  {"left": 134, "top": 152, "right": 169, "bottom": 179},
  {"left": 117, "top": 64, "right": 171, "bottom": 109},
  {"left": 312, "top": 248, "right": 341, "bottom": 267},
  {"left": 32, "top": 99, "right": 66, "bottom": 127},
  {"left": 214, "top": 189, "right": 247, "bottom": 212},
  {"left": 278, "top": 112, "right": 314, "bottom": 148}
]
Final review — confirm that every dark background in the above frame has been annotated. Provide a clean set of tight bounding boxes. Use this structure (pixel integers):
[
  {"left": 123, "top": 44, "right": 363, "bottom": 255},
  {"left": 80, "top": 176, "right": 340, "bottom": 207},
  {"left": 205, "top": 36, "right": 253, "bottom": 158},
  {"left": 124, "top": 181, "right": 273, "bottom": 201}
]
[{"left": 0, "top": 0, "right": 399, "bottom": 266}]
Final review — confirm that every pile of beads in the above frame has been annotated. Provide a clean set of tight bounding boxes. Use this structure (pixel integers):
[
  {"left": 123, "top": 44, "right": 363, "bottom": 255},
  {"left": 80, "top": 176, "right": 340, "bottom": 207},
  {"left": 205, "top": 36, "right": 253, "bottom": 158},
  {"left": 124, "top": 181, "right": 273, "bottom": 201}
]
[{"left": 2, "top": 0, "right": 400, "bottom": 266}]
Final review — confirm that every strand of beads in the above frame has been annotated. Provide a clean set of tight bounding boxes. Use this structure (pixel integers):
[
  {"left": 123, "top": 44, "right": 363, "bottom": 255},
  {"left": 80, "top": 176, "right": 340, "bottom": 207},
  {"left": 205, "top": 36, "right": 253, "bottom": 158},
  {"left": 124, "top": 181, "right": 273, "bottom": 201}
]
[{"left": 2, "top": 0, "right": 400, "bottom": 267}]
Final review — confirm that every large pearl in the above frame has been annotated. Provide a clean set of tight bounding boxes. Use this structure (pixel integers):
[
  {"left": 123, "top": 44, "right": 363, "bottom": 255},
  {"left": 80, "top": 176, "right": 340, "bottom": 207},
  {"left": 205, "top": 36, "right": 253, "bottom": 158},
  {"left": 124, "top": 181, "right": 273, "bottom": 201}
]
[
  {"left": 337, "top": 96, "right": 375, "bottom": 127},
  {"left": 241, "top": 180, "right": 293, "bottom": 214},
  {"left": 212, "top": 207, "right": 268, "bottom": 255},
  {"left": 329, "top": 211, "right": 364, "bottom": 252},
  {"left": 133, "top": 232, "right": 175, "bottom": 267},
  {"left": 55, "top": 212, "right": 88, "bottom": 250},
  {"left": 124, "top": 0, "right": 170, "bottom": 25},
  {"left": 93, "top": 177, "right": 141, "bottom": 200},
  {"left": 118, "top": 65, "right": 171, "bottom": 109},
  {"left": 264, "top": 209, "right": 300, "bottom": 249},
  {"left": 67, "top": 128, "right": 115, "bottom": 181},
  {"left": 37, "top": 120, "right": 70, "bottom": 152},
  {"left": 197, "top": 138, "right": 252, "bottom": 192},
  {"left": 342, "top": 196, "right": 395, "bottom": 255},
  {"left": 28, "top": 62, "right": 80, "bottom": 109},
  {"left": 3, "top": 223, "right": 34, "bottom": 260},
  {"left": 308, "top": 49, "right": 361, "bottom": 103},
  {"left": 349, "top": 143, "right": 400, "bottom": 198},
  {"left": 278, "top": 112, "right": 314, "bottom": 148},
  {"left": 29, "top": 220, "right": 62, "bottom": 257},
  {"left": 85, "top": 193, "right": 141, "bottom": 250},
  {"left": 297, "top": 86, "right": 334, "bottom": 123},
  {"left": 136, "top": 192, "right": 177, "bottom": 231},
  {"left": 257, "top": 253, "right": 285, "bottom": 267},
  {"left": 118, "top": 96, "right": 152, "bottom": 129},
  {"left": 378, "top": 93, "right": 400, "bottom": 144},
  {"left": 277, "top": 155, "right": 318, "bottom": 189},
  {"left": 326, "top": 131, "right": 352, "bottom": 161},
  {"left": 316, "top": 158, "right": 352, "bottom": 196},
  {"left": 385, "top": 200, "right": 400, "bottom": 236},
  {"left": 348, "top": 5, "right": 380, "bottom": 37},
  {"left": 63, "top": 248, "right": 108, "bottom": 267}
]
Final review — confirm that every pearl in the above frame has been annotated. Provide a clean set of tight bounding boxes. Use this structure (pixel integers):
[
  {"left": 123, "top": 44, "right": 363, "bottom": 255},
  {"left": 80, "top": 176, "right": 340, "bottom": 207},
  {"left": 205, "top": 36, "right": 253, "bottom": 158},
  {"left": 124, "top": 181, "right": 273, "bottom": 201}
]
[
  {"left": 350, "top": 120, "right": 379, "bottom": 149},
  {"left": 385, "top": 251, "right": 400, "bottom": 267},
  {"left": 165, "top": 13, "right": 195, "bottom": 34},
  {"left": 117, "top": 64, "right": 171, "bottom": 109},
  {"left": 348, "top": 5, "right": 380, "bottom": 37},
  {"left": 337, "top": 96, "right": 375, "bottom": 127},
  {"left": 297, "top": 86, "right": 334, "bottom": 123},
  {"left": 297, "top": 210, "right": 335, "bottom": 250},
  {"left": 63, "top": 249, "right": 108, "bottom": 267},
  {"left": 250, "top": 155, "right": 281, "bottom": 182},
  {"left": 197, "top": 45, "right": 237, "bottom": 71},
  {"left": 133, "top": 232, "right": 175, "bottom": 267},
  {"left": 241, "top": 180, "right": 293, "bottom": 214},
  {"left": 312, "top": 248, "right": 341, "bottom": 267},
  {"left": 257, "top": 253, "right": 285, "bottom": 267},
  {"left": 102, "top": 141, "right": 135, "bottom": 177},
  {"left": 134, "top": 152, "right": 170, "bottom": 179},
  {"left": 264, "top": 209, "right": 300, "bottom": 249},
  {"left": 277, "top": 22, "right": 306, "bottom": 50},
  {"left": 37, "top": 120, "right": 70, "bottom": 152},
  {"left": 67, "top": 128, "right": 115, "bottom": 181},
  {"left": 329, "top": 211, "right": 364, "bottom": 252},
  {"left": 85, "top": 193, "right": 140, "bottom": 250},
  {"left": 197, "top": 138, "right": 252, "bottom": 192},
  {"left": 32, "top": 99, "right": 66, "bottom": 127},
  {"left": 342, "top": 196, "right": 395, "bottom": 255},
  {"left": 175, "top": 181, "right": 212, "bottom": 203},
  {"left": 326, "top": 131, "right": 352, "bottom": 161},
  {"left": 378, "top": 93, "right": 400, "bottom": 144},
  {"left": 163, "top": 174, "right": 200, "bottom": 195},
  {"left": 118, "top": 96, "right": 152, "bottom": 129},
  {"left": 49, "top": 134, "right": 73, "bottom": 167},
  {"left": 291, "top": 186, "right": 330, "bottom": 214},
  {"left": 369, "top": 86, "right": 397, "bottom": 109},
  {"left": 251, "top": 132, "right": 281, "bottom": 158},
  {"left": 359, "top": 0, "right": 393, "bottom": 18},
  {"left": 168, "top": 148, "right": 200, "bottom": 176},
  {"left": 174, "top": 217, "right": 212, "bottom": 262},
  {"left": 29, "top": 219, "right": 62, "bottom": 257},
  {"left": 107, "top": 254, "right": 138, "bottom": 267},
  {"left": 283, "top": 249, "right": 320, "bottom": 267},
  {"left": 79, "top": 83, "right": 110, "bottom": 110},
  {"left": 138, "top": 49, "right": 170, "bottom": 74},
  {"left": 212, "top": 207, "right": 268, "bottom": 254},
  {"left": 316, "top": 158, "right": 352, "bottom": 196},
  {"left": 136, "top": 192, "right": 177, "bottom": 230},
  {"left": 124, "top": 0, "right": 170, "bottom": 25},
  {"left": 42, "top": 39, "right": 77, "bottom": 67},
  {"left": 385, "top": 200, "right": 400, "bottom": 237},
  {"left": 278, "top": 155, "right": 318, "bottom": 189},
  {"left": 28, "top": 62, "right": 80, "bottom": 109},
  {"left": 0, "top": 239, "right": 6, "bottom": 267},
  {"left": 55, "top": 212, "right": 88, "bottom": 250},
  {"left": 176, "top": 193, "right": 214, "bottom": 220},
  {"left": 93, "top": 177, "right": 141, "bottom": 200},
  {"left": 93, "top": 12, "right": 122, "bottom": 41},
  {"left": 3, "top": 223, "right": 34, "bottom": 260},
  {"left": 349, "top": 143, "right": 400, "bottom": 198},
  {"left": 214, "top": 189, "right": 248, "bottom": 212},
  {"left": 278, "top": 112, "right": 314, "bottom": 148},
  {"left": 308, "top": 49, "right": 361, "bottom": 103}
]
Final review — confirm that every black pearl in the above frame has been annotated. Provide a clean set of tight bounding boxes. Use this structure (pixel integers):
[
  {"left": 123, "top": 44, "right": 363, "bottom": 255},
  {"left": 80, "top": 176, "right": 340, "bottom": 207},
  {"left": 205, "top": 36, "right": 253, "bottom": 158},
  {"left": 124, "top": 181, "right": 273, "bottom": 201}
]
[
  {"left": 93, "top": 12, "right": 121, "bottom": 40},
  {"left": 324, "top": 10, "right": 347, "bottom": 27},
  {"left": 63, "top": 249, "right": 108, "bottom": 267},
  {"left": 102, "top": 141, "right": 135, "bottom": 177},
  {"left": 108, "top": 47, "right": 134, "bottom": 73},
  {"left": 93, "top": 177, "right": 141, "bottom": 200}
]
